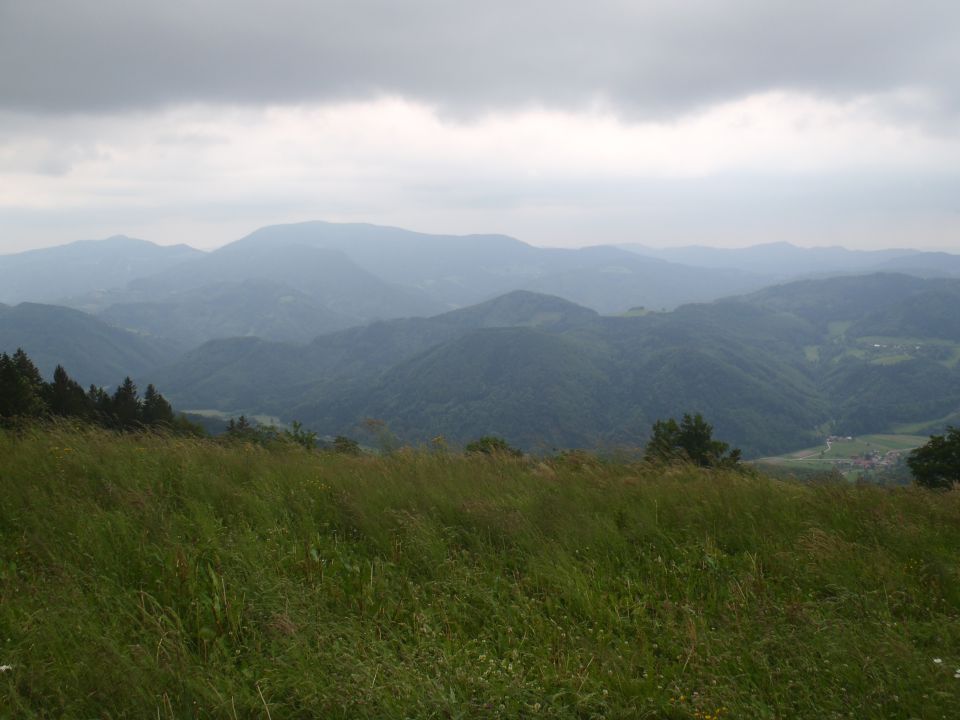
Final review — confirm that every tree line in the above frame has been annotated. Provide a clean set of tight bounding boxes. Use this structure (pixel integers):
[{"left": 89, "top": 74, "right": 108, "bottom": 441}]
[{"left": 0, "top": 348, "right": 198, "bottom": 434}]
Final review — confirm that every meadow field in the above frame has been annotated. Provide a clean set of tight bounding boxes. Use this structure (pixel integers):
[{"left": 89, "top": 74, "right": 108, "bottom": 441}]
[
  {"left": 1, "top": 426, "right": 959, "bottom": 718},
  {"left": 754, "top": 434, "right": 929, "bottom": 481}
]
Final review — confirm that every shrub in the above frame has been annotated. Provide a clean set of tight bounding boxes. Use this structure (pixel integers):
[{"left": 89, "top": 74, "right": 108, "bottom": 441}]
[
  {"left": 907, "top": 426, "right": 960, "bottom": 489},
  {"left": 465, "top": 435, "right": 522, "bottom": 457}
]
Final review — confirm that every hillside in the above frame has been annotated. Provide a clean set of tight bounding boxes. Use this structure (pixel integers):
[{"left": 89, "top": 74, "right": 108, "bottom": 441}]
[
  {"left": 151, "top": 291, "right": 599, "bottom": 413},
  {"left": 301, "top": 303, "right": 826, "bottom": 455},
  {"left": 2, "top": 428, "right": 958, "bottom": 718},
  {"left": 152, "top": 274, "right": 960, "bottom": 456},
  {"left": 0, "top": 302, "right": 177, "bottom": 386},
  {"left": 99, "top": 279, "right": 358, "bottom": 346}
]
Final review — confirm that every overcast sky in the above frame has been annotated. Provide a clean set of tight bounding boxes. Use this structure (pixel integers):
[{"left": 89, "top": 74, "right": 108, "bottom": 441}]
[{"left": 1, "top": 0, "right": 959, "bottom": 253}]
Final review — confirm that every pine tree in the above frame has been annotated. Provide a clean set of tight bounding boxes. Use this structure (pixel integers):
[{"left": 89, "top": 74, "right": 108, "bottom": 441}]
[
  {"left": 0, "top": 351, "right": 46, "bottom": 418},
  {"left": 12, "top": 348, "right": 44, "bottom": 392},
  {"left": 87, "top": 384, "right": 112, "bottom": 422},
  {"left": 111, "top": 377, "right": 141, "bottom": 430},
  {"left": 142, "top": 384, "right": 175, "bottom": 427},
  {"left": 46, "top": 365, "right": 92, "bottom": 419}
]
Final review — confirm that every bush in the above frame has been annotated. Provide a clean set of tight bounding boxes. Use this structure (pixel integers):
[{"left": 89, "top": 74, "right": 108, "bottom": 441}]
[
  {"left": 907, "top": 426, "right": 960, "bottom": 489},
  {"left": 644, "top": 412, "right": 742, "bottom": 468},
  {"left": 331, "top": 435, "right": 362, "bottom": 455},
  {"left": 465, "top": 435, "right": 522, "bottom": 457}
]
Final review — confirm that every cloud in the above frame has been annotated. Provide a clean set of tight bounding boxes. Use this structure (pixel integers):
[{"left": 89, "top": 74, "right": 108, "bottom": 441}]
[
  {"left": 1, "top": 0, "right": 958, "bottom": 122},
  {"left": 2, "top": 2, "right": 958, "bottom": 253},
  {"left": 2, "top": 95, "right": 959, "bottom": 253}
]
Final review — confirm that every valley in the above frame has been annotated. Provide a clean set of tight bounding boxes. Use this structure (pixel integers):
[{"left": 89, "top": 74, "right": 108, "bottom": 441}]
[
  {"left": 755, "top": 433, "right": 928, "bottom": 481},
  {"left": 2, "top": 223, "right": 960, "bottom": 459}
]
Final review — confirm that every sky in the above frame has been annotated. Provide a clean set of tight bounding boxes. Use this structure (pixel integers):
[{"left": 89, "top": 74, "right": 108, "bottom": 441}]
[{"left": 1, "top": 0, "right": 959, "bottom": 254}]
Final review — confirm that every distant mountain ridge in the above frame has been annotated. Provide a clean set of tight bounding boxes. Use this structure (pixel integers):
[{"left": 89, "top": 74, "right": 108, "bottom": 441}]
[
  {"left": 220, "top": 220, "right": 772, "bottom": 312},
  {"left": 6, "top": 222, "right": 959, "bottom": 353},
  {"left": 619, "top": 241, "right": 959, "bottom": 279},
  {"left": 0, "top": 236, "right": 203, "bottom": 305}
]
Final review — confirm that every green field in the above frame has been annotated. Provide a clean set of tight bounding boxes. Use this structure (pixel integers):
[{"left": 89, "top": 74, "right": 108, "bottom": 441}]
[
  {"left": 2, "top": 426, "right": 960, "bottom": 718},
  {"left": 755, "top": 434, "right": 928, "bottom": 480}
]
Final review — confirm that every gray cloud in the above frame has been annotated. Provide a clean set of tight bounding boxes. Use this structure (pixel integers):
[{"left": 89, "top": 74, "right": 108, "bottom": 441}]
[{"left": 1, "top": 0, "right": 958, "bottom": 119}]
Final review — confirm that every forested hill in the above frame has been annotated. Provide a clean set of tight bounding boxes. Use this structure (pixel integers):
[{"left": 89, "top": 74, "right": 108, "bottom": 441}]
[
  {"left": 0, "top": 302, "right": 178, "bottom": 386},
  {"left": 6, "top": 273, "right": 960, "bottom": 456},
  {"left": 148, "top": 274, "right": 960, "bottom": 456}
]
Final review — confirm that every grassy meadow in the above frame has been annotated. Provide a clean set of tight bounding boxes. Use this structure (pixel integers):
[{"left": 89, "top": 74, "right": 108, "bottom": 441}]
[{"left": 1, "top": 426, "right": 959, "bottom": 718}]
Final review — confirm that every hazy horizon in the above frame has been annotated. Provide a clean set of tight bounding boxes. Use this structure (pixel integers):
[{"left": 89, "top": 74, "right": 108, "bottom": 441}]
[
  {"left": 2, "top": 1, "right": 958, "bottom": 254},
  {"left": 1, "top": 218, "right": 958, "bottom": 258}
]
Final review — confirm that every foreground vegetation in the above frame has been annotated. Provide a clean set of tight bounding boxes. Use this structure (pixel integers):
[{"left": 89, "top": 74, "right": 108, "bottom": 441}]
[{"left": 2, "top": 427, "right": 959, "bottom": 718}]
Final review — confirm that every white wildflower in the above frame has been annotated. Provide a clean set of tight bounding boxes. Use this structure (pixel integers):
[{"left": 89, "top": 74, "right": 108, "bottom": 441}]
[
  {"left": 0, "top": 664, "right": 12, "bottom": 673},
  {"left": 933, "top": 658, "right": 943, "bottom": 664}
]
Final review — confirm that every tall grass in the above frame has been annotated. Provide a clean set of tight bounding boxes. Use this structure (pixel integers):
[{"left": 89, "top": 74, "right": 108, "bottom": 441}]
[{"left": 1, "top": 426, "right": 959, "bottom": 718}]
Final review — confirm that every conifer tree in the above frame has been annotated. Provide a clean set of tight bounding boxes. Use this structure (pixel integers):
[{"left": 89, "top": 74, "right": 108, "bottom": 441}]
[
  {"left": 46, "top": 365, "right": 91, "bottom": 418},
  {"left": 0, "top": 351, "right": 46, "bottom": 418},
  {"left": 111, "top": 377, "right": 141, "bottom": 429},
  {"left": 87, "top": 384, "right": 112, "bottom": 421},
  {"left": 142, "top": 384, "right": 175, "bottom": 427}
]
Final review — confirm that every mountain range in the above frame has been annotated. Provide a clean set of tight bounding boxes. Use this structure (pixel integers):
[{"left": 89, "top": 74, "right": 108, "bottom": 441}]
[
  {"left": 2, "top": 222, "right": 959, "bottom": 455},
  {"left": 4, "top": 221, "right": 953, "bottom": 353},
  {"left": 145, "top": 274, "right": 960, "bottom": 456}
]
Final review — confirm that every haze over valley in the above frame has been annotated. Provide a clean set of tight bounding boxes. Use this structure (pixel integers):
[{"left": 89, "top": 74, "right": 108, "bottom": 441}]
[{"left": 3, "top": 221, "right": 960, "bottom": 457}]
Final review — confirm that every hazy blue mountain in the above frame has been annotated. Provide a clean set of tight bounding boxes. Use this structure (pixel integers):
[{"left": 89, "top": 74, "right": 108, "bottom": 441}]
[
  {"left": 872, "top": 251, "right": 960, "bottom": 278},
  {"left": 521, "top": 254, "right": 769, "bottom": 313},
  {"left": 0, "top": 303, "right": 175, "bottom": 387},
  {"left": 220, "top": 220, "right": 771, "bottom": 312},
  {"left": 849, "top": 289, "right": 960, "bottom": 341},
  {"left": 226, "top": 221, "right": 538, "bottom": 302},
  {"left": 737, "top": 273, "right": 960, "bottom": 329},
  {"left": 151, "top": 291, "right": 595, "bottom": 411},
  {"left": 125, "top": 241, "right": 444, "bottom": 319},
  {"left": 99, "top": 279, "right": 358, "bottom": 346},
  {"left": 0, "top": 236, "right": 203, "bottom": 305},
  {"left": 619, "top": 241, "right": 932, "bottom": 278},
  {"left": 69, "top": 240, "right": 448, "bottom": 347}
]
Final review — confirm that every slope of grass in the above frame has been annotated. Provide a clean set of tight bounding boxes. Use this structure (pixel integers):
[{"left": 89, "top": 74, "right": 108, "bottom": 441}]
[{"left": 1, "top": 426, "right": 959, "bottom": 718}]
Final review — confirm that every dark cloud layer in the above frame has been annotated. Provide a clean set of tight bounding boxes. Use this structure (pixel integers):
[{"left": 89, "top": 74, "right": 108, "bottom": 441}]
[{"left": 1, "top": 0, "right": 957, "bottom": 117}]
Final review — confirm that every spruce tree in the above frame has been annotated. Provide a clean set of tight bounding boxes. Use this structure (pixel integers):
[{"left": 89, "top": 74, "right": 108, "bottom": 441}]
[
  {"left": 46, "top": 365, "right": 91, "bottom": 419},
  {"left": 0, "top": 351, "right": 46, "bottom": 418},
  {"left": 142, "top": 384, "right": 175, "bottom": 427},
  {"left": 111, "top": 377, "right": 141, "bottom": 430},
  {"left": 12, "top": 348, "right": 44, "bottom": 392}
]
